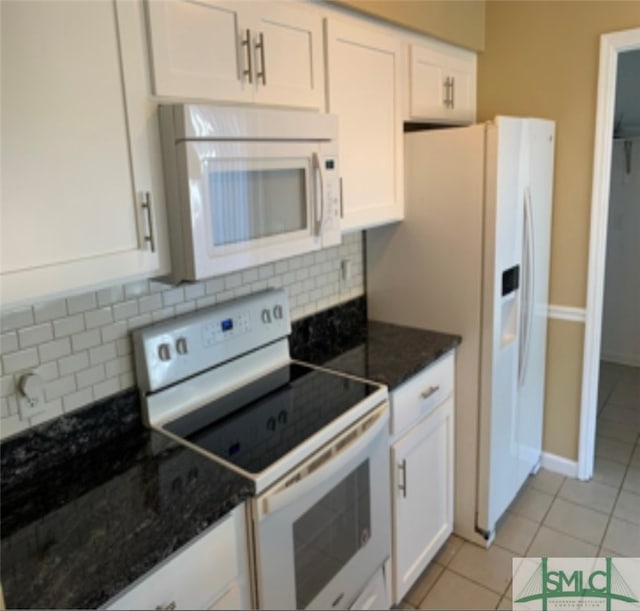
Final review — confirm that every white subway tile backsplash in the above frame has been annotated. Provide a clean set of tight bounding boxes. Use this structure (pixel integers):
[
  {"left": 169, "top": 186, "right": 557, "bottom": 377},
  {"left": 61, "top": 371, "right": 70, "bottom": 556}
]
[
  {"left": 1, "top": 414, "right": 29, "bottom": 438},
  {"left": 30, "top": 400, "right": 63, "bottom": 427},
  {"left": 105, "top": 355, "right": 132, "bottom": 379},
  {"left": 84, "top": 307, "right": 114, "bottom": 330},
  {"left": 115, "top": 338, "right": 132, "bottom": 357},
  {"left": 1, "top": 332, "right": 19, "bottom": 354},
  {"left": 71, "top": 329, "right": 101, "bottom": 352},
  {"left": 67, "top": 292, "right": 97, "bottom": 315},
  {"left": 184, "top": 283, "right": 205, "bottom": 301},
  {"left": 53, "top": 314, "right": 85, "bottom": 338},
  {"left": 0, "top": 233, "right": 364, "bottom": 439},
  {"left": 34, "top": 299, "right": 67, "bottom": 323},
  {"left": 124, "top": 280, "right": 149, "bottom": 299},
  {"left": 90, "top": 343, "right": 117, "bottom": 365},
  {"left": 97, "top": 286, "right": 124, "bottom": 307},
  {"left": 3, "top": 348, "right": 39, "bottom": 374},
  {"left": 175, "top": 302, "right": 196, "bottom": 316},
  {"left": 205, "top": 278, "right": 225, "bottom": 295},
  {"left": 162, "top": 287, "right": 184, "bottom": 307},
  {"left": 1, "top": 375, "right": 15, "bottom": 398},
  {"left": 100, "top": 321, "right": 128, "bottom": 343},
  {"left": 76, "top": 365, "right": 106, "bottom": 389},
  {"left": 45, "top": 375, "right": 76, "bottom": 402},
  {"left": 139, "top": 293, "right": 162, "bottom": 314},
  {"left": 58, "top": 352, "right": 89, "bottom": 377},
  {"left": 37, "top": 361, "right": 60, "bottom": 382},
  {"left": 39, "top": 337, "right": 71, "bottom": 368},
  {"left": 93, "top": 377, "right": 120, "bottom": 402},
  {"left": 242, "top": 268, "right": 259, "bottom": 284},
  {"left": 1, "top": 307, "right": 35, "bottom": 332},
  {"left": 63, "top": 388, "right": 94, "bottom": 412},
  {"left": 113, "top": 300, "right": 139, "bottom": 321}
]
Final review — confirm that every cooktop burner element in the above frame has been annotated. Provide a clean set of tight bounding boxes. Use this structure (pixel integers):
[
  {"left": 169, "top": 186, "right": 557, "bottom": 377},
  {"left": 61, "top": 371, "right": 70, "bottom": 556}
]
[{"left": 164, "top": 363, "right": 380, "bottom": 475}]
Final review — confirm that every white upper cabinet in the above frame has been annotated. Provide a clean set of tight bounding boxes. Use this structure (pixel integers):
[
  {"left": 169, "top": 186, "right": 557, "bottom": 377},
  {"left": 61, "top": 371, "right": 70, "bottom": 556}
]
[
  {"left": 409, "top": 40, "right": 476, "bottom": 124},
  {"left": 1, "top": 0, "right": 169, "bottom": 306},
  {"left": 146, "top": 1, "right": 325, "bottom": 110},
  {"left": 326, "top": 17, "right": 404, "bottom": 232}
]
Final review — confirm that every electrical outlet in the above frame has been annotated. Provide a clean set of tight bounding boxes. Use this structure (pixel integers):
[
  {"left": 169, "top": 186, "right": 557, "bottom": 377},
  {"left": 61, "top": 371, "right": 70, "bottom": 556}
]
[
  {"left": 18, "top": 393, "right": 46, "bottom": 421},
  {"left": 17, "top": 372, "right": 46, "bottom": 421}
]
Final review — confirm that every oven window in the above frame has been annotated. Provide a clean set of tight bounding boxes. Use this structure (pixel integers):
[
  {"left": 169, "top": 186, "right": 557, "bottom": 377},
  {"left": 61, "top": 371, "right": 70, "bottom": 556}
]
[
  {"left": 293, "top": 460, "right": 371, "bottom": 609},
  {"left": 209, "top": 167, "right": 308, "bottom": 246}
]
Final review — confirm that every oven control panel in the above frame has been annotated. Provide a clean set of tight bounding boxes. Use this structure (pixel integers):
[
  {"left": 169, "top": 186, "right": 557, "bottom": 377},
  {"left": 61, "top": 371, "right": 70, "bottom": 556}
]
[{"left": 133, "top": 289, "right": 291, "bottom": 393}]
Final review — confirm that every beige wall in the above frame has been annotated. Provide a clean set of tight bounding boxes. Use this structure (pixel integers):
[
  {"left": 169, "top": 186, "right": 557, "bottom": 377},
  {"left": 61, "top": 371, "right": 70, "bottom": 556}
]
[
  {"left": 333, "top": 1, "right": 486, "bottom": 50},
  {"left": 478, "top": 1, "right": 640, "bottom": 461}
]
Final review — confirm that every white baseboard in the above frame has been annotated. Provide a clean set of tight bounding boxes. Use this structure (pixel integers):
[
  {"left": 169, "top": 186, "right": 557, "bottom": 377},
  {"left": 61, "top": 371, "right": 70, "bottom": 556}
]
[
  {"left": 541, "top": 452, "right": 579, "bottom": 478},
  {"left": 601, "top": 352, "right": 640, "bottom": 367}
]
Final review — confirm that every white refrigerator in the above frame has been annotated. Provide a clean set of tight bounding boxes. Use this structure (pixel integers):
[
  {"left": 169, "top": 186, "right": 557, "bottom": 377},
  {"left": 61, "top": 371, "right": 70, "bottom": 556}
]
[{"left": 366, "top": 117, "right": 555, "bottom": 545}]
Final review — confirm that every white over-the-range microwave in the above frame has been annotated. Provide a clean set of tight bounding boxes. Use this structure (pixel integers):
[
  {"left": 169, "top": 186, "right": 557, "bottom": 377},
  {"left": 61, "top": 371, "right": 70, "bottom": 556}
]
[{"left": 159, "top": 104, "right": 342, "bottom": 283}]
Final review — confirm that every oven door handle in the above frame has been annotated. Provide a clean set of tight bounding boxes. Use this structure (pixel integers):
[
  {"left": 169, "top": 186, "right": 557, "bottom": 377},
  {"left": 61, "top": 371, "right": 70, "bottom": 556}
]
[{"left": 261, "top": 403, "right": 389, "bottom": 517}]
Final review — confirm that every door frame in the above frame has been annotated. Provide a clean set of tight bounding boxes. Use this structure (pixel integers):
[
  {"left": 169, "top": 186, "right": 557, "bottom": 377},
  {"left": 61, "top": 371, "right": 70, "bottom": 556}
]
[{"left": 579, "top": 27, "right": 640, "bottom": 480}]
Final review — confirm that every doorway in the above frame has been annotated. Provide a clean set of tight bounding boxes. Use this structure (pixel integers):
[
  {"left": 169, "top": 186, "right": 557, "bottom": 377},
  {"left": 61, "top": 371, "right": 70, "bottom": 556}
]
[{"left": 579, "top": 28, "right": 640, "bottom": 480}]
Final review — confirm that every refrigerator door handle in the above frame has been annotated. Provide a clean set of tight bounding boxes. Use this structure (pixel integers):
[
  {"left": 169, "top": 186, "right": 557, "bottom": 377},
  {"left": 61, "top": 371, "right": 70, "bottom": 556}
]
[{"left": 518, "top": 187, "right": 536, "bottom": 386}]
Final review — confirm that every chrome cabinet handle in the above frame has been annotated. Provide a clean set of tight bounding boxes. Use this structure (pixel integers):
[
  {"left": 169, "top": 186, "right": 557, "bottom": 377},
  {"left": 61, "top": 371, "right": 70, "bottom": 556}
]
[
  {"left": 256, "top": 31, "right": 266, "bottom": 85},
  {"left": 140, "top": 191, "right": 155, "bottom": 252},
  {"left": 339, "top": 177, "right": 344, "bottom": 218},
  {"left": 155, "top": 602, "right": 176, "bottom": 611},
  {"left": 420, "top": 385, "right": 440, "bottom": 400},
  {"left": 312, "top": 152, "right": 324, "bottom": 236},
  {"left": 443, "top": 77, "right": 450, "bottom": 107},
  {"left": 398, "top": 459, "right": 407, "bottom": 498},
  {"left": 451, "top": 76, "right": 455, "bottom": 108},
  {"left": 241, "top": 28, "right": 252, "bottom": 84}
]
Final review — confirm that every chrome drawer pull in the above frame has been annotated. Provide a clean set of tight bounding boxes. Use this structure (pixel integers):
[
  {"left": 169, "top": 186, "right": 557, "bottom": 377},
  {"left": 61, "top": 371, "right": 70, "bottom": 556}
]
[
  {"left": 398, "top": 459, "right": 407, "bottom": 498},
  {"left": 420, "top": 385, "right": 440, "bottom": 400}
]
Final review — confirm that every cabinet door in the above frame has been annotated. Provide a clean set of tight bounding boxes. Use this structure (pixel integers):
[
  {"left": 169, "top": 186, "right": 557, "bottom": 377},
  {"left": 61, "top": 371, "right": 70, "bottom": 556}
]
[
  {"left": 409, "top": 41, "right": 476, "bottom": 124},
  {"left": 249, "top": 2, "right": 324, "bottom": 110},
  {"left": 391, "top": 397, "right": 454, "bottom": 604},
  {"left": 446, "top": 55, "right": 476, "bottom": 124},
  {"left": 409, "top": 43, "right": 449, "bottom": 120},
  {"left": 326, "top": 18, "right": 404, "bottom": 232},
  {"left": 1, "top": 0, "right": 168, "bottom": 305},
  {"left": 146, "top": 0, "right": 253, "bottom": 102}
]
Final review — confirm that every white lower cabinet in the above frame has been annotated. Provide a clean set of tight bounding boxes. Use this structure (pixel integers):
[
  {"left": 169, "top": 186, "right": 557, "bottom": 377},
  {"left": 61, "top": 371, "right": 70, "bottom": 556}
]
[
  {"left": 389, "top": 354, "right": 455, "bottom": 605},
  {"left": 105, "top": 505, "right": 250, "bottom": 610}
]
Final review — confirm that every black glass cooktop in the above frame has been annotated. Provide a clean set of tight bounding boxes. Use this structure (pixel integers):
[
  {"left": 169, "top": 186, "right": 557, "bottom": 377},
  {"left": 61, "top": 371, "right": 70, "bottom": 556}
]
[{"left": 164, "top": 363, "right": 380, "bottom": 475}]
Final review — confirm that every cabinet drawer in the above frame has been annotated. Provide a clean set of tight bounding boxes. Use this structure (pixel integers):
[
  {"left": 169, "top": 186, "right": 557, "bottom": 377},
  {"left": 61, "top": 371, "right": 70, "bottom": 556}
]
[
  {"left": 107, "top": 506, "right": 242, "bottom": 610},
  {"left": 390, "top": 352, "right": 454, "bottom": 437}
]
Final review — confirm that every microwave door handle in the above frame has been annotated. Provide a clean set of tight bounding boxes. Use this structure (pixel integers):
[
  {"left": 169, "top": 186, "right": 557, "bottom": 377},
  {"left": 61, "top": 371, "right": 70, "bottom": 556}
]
[
  {"left": 312, "top": 152, "right": 324, "bottom": 236},
  {"left": 261, "top": 403, "right": 388, "bottom": 517}
]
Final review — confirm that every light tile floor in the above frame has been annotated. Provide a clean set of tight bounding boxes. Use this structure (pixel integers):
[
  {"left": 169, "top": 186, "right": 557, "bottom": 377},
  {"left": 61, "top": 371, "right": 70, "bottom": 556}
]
[{"left": 400, "top": 361, "right": 640, "bottom": 610}]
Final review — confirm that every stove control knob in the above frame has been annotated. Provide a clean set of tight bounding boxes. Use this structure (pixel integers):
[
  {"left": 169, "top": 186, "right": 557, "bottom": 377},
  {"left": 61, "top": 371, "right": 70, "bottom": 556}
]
[
  {"left": 273, "top": 304, "right": 283, "bottom": 320},
  {"left": 175, "top": 337, "right": 188, "bottom": 355},
  {"left": 266, "top": 416, "right": 276, "bottom": 431},
  {"left": 261, "top": 308, "right": 272, "bottom": 324},
  {"left": 158, "top": 343, "right": 171, "bottom": 361}
]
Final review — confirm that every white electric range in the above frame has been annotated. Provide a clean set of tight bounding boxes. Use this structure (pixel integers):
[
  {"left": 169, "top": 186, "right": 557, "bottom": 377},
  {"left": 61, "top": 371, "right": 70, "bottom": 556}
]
[{"left": 133, "top": 289, "right": 391, "bottom": 610}]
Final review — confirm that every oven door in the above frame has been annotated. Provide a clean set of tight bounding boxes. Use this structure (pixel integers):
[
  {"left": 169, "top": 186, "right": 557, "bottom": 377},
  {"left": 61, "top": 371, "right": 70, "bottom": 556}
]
[
  {"left": 178, "top": 139, "right": 333, "bottom": 279},
  {"left": 252, "top": 402, "right": 390, "bottom": 610}
]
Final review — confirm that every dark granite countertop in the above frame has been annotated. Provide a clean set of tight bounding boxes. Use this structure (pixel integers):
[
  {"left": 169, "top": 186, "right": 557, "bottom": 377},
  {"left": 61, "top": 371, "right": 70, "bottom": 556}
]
[
  {"left": 0, "top": 391, "right": 254, "bottom": 610},
  {"left": 0, "top": 296, "right": 459, "bottom": 609},
  {"left": 290, "top": 298, "right": 461, "bottom": 390}
]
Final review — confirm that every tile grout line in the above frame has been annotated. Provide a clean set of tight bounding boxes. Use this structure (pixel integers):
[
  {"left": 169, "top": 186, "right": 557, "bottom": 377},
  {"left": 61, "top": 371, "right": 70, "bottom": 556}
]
[
  {"left": 595, "top": 428, "right": 639, "bottom": 556},
  {"left": 412, "top": 540, "right": 465, "bottom": 608}
]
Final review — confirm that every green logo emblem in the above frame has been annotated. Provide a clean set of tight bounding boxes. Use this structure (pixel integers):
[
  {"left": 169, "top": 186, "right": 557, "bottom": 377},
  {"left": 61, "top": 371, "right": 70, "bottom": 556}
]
[{"left": 515, "top": 558, "right": 639, "bottom": 610}]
